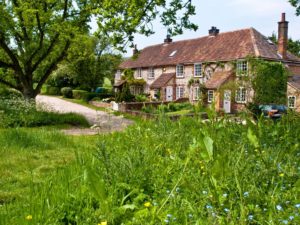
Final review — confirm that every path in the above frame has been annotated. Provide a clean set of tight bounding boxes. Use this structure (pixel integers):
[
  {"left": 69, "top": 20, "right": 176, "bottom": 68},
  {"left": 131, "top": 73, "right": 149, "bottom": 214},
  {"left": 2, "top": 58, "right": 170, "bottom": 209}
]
[{"left": 36, "top": 95, "right": 134, "bottom": 135}]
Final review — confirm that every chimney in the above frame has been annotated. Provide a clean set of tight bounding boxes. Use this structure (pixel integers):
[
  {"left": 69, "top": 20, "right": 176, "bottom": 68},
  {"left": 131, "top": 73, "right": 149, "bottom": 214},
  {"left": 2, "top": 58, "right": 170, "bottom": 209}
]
[
  {"left": 164, "top": 34, "right": 173, "bottom": 44},
  {"left": 209, "top": 26, "right": 219, "bottom": 36},
  {"left": 133, "top": 44, "right": 138, "bottom": 56},
  {"left": 278, "top": 13, "right": 288, "bottom": 59}
]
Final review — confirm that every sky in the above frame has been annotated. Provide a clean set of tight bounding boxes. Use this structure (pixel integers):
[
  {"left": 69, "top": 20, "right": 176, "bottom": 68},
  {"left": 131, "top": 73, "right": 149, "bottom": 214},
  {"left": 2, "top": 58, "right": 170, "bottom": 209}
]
[{"left": 91, "top": 0, "right": 300, "bottom": 56}]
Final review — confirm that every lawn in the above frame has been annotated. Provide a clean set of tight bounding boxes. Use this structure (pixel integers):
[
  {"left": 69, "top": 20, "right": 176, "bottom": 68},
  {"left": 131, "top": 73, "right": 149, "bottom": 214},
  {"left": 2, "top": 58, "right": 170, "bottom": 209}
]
[{"left": 0, "top": 113, "right": 299, "bottom": 225}]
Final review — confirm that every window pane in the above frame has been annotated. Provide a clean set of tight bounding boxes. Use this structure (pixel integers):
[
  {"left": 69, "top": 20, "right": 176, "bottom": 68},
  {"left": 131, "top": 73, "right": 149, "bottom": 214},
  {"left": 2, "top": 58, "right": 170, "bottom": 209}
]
[{"left": 194, "top": 64, "right": 202, "bottom": 77}]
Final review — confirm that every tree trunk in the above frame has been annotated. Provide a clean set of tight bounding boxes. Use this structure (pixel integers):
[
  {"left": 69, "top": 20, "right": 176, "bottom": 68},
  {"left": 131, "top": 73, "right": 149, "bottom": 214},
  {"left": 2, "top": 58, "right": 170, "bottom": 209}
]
[{"left": 22, "top": 86, "right": 37, "bottom": 100}]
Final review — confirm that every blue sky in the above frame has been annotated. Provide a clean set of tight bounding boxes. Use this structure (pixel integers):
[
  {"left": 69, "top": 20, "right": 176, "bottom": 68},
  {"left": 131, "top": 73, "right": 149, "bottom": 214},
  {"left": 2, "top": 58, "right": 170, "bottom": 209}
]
[{"left": 91, "top": 0, "right": 300, "bottom": 56}]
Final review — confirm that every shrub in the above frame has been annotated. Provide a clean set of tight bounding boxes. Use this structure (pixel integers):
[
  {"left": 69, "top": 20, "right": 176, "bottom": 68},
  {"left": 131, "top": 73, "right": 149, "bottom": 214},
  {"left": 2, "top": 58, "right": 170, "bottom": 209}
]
[
  {"left": 135, "top": 94, "right": 148, "bottom": 102},
  {"left": 72, "top": 90, "right": 89, "bottom": 100},
  {"left": 0, "top": 97, "right": 89, "bottom": 128},
  {"left": 44, "top": 85, "right": 61, "bottom": 95},
  {"left": 61, "top": 87, "right": 73, "bottom": 98},
  {"left": 0, "top": 86, "right": 23, "bottom": 99}
]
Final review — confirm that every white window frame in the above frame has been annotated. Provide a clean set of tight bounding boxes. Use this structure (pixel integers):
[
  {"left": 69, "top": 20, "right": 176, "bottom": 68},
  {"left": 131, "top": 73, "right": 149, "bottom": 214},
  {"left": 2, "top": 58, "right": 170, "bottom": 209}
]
[
  {"left": 288, "top": 96, "right": 296, "bottom": 108},
  {"left": 137, "top": 68, "right": 142, "bottom": 78},
  {"left": 236, "top": 61, "right": 248, "bottom": 76},
  {"left": 115, "top": 70, "right": 121, "bottom": 80},
  {"left": 193, "top": 86, "right": 200, "bottom": 100},
  {"left": 235, "top": 87, "right": 247, "bottom": 103},
  {"left": 176, "top": 86, "right": 184, "bottom": 99},
  {"left": 194, "top": 63, "right": 203, "bottom": 77},
  {"left": 176, "top": 64, "right": 185, "bottom": 78},
  {"left": 207, "top": 90, "right": 214, "bottom": 103},
  {"left": 148, "top": 67, "right": 155, "bottom": 79}
]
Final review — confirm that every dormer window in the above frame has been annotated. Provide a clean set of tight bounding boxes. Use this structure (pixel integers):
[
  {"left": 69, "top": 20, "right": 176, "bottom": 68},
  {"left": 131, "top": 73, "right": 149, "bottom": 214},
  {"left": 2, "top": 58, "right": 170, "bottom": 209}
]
[
  {"left": 169, "top": 50, "right": 177, "bottom": 57},
  {"left": 194, "top": 63, "right": 202, "bottom": 77},
  {"left": 176, "top": 64, "right": 184, "bottom": 78},
  {"left": 237, "top": 61, "right": 248, "bottom": 76}
]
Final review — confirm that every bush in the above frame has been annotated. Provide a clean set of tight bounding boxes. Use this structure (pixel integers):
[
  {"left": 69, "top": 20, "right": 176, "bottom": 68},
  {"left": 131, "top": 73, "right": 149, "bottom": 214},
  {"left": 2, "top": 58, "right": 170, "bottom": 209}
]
[
  {"left": 0, "top": 87, "right": 23, "bottom": 99},
  {"left": 61, "top": 87, "right": 73, "bottom": 98},
  {"left": 135, "top": 94, "right": 148, "bottom": 102},
  {"left": 44, "top": 85, "right": 61, "bottom": 96},
  {"left": 0, "top": 97, "right": 89, "bottom": 128},
  {"left": 72, "top": 90, "right": 89, "bottom": 100}
]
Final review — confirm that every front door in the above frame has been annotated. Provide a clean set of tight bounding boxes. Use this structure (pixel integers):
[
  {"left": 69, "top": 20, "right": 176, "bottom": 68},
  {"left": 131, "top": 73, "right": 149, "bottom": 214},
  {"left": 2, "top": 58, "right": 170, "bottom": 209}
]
[
  {"left": 166, "top": 86, "right": 173, "bottom": 101},
  {"left": 223, "top": 90, "right": 231, "bottom": 113}
]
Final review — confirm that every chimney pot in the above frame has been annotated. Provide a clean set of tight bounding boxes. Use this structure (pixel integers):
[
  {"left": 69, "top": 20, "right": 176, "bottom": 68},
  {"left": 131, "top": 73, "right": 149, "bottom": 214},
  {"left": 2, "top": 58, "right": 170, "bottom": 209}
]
[
  {"left": 133, "top": 44, "right": 138, "bottom": 56},
  {"left": 209, "top": 26, "right": 220, "bottom": 36},
  {"left": 281, "top": 13, "right": 286, "bottom": 22},
  {"left": 164, "top": 34, "right": 173, "bottom": 44}
]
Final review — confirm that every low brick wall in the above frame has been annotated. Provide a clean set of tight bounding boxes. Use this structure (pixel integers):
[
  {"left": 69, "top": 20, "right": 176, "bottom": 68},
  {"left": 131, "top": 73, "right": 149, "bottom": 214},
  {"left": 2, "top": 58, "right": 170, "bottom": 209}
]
[{"left": 89, "top": 101, "right": 112, "bottom": 108}]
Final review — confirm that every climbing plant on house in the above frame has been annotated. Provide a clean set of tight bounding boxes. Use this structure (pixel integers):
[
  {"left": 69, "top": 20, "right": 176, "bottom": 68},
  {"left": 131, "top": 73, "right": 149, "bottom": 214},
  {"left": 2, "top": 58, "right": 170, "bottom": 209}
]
[{"left": 251, "top": 60, "right": 288, "bottom": 104}]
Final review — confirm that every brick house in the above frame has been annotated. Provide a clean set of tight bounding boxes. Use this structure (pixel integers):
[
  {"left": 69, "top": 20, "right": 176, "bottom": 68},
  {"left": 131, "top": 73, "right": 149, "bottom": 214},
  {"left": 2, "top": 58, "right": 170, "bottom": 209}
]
[{"left": 115, "top": 13, "right": 300, "bottom": 113}]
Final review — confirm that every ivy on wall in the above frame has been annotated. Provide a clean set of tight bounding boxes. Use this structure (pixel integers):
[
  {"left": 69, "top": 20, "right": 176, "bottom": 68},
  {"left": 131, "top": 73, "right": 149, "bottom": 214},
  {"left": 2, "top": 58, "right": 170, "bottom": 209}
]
[{"left": 250, "top": 59, "right": 288, "bottom": 104}]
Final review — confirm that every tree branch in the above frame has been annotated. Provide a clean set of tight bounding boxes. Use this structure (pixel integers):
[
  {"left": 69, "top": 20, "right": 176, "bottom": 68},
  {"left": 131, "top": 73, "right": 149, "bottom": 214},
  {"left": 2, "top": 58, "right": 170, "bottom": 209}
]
[
  {"left": 0, "top": 77, "right": 18, "bottom": 90},
  {"left": 0, "top": 60, "right": 14, "bottom": 68},
  {"left": 12, "top": 0, "right": 29, "bottom": 40},
  {"left": 34, "top": 40, "right": 71, "bottom": 95}
]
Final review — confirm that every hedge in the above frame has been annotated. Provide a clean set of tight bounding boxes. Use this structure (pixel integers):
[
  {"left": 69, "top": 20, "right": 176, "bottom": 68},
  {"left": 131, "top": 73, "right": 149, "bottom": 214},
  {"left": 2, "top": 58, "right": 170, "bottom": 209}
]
[{"left": 72, "top": 90, "right": 112, "bottom": 101}]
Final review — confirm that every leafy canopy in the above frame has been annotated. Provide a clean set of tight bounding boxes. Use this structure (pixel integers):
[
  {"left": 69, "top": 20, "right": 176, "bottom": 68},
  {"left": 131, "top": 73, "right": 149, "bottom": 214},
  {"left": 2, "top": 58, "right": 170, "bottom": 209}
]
[
  {"left": 0, "top": 0, "right": 197, "bottom": 98},
  {"left": 290, "top": 0, "right": 300, "bottom": 15}
]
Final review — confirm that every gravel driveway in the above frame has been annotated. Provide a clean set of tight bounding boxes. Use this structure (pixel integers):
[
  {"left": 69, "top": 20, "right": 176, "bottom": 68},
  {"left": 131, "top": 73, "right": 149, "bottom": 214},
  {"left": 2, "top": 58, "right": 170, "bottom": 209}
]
[{"left": 36, "top": 95, "right": 134, "bottom": 134}]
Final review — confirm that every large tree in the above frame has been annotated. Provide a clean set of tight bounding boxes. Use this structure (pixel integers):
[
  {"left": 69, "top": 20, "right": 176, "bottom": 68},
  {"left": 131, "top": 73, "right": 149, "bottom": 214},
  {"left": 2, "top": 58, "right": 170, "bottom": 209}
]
[
  {"left": 290, "top": 0, "right": 300, "bottom": 15},
  {"left": 0, "top": 0, "right": 197, "bottom": 99}
]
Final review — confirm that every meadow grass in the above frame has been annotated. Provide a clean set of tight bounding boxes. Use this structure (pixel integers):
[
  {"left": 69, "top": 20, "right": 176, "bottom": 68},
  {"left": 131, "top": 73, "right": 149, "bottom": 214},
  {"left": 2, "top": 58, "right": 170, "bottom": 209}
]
[{"left": 0, "top": 113, "right": 299, "bottom": 225}]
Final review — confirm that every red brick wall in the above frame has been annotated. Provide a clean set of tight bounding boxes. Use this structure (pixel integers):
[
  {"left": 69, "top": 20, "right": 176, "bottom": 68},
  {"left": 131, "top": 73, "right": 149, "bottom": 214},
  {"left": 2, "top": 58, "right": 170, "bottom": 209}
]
[{"left": 288, "top": 65, "right": 300, "bottom": 75}]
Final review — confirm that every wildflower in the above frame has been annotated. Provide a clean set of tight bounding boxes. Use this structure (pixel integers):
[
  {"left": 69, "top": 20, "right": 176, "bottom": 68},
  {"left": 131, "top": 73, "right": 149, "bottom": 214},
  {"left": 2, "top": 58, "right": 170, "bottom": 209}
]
[
  {"left": 175, "top": 187, "right": 180, "bottom": 192},
  {"left": 243, "top": 192, "right": 249, "bottom": 197},
  {"left": 224, "top": 208, "right": 230, "bottom": 213},
  {"left": 281, "top": 220, "right": 288, "bottom": 224},
  {"left": 144, "top": 202, "right": 151, "bottom": 208},
  {"left": 202, "top": 190, "right": 208, "bottom": 195},
  {"left": 164, "top": 219, "right": 170, "bottom": 223},
  {"left": 276, "top": 205, "right": 283, "bottom": 211},
  {"left": 279, "top": 173, "right": 284, "bottom": 177},
  {"left": 167, "top": 214, "right": 172, "bottom": 218},
  {"left": 98, "top": 222, "right": 107, "bottom": 225},
  {"left": 248, "top": 215, "right": 254, "bottom": 221},
  {"left": 188, "top": 213, "right": 193, "bottom": 218},
  {"left": 295, "top": 204, "right": 300, "bottom": 208},
  {"left": 206, "top": 204, "right": 213, "bottom": 209},
  {"left": 166, "top": 190, "right": 170, "bottom": 194},
  {"left": 26, "top": 215, "right": 32, "bottom": 221},
  {"left": 289, "top": 216, "right": 294, "bottom": 220},
  {"left": 223, "top": 193, "right": 228, "bottom": 198}
]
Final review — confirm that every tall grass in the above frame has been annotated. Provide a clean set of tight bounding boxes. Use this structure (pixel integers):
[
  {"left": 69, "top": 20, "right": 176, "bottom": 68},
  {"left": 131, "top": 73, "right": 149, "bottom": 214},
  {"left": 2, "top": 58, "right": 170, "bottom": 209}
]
[{"left": 0, "top": 114, "right": 300, "bottom": 224}]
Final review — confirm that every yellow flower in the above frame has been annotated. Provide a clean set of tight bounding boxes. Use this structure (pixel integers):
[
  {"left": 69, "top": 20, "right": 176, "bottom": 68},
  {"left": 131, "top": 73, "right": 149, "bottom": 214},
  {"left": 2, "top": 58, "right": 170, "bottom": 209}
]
[
  {"left": 26, "top": 215, "right": 32, "bottom": 220},
  {"left": 98, "top": 221, "right": 107, "bottom": 225},
  {"left": 144, "top": 202, "right": 151, "bottom": 208},
  {"left": 279, "top": 173, "right": 284, "bottom": 177}
]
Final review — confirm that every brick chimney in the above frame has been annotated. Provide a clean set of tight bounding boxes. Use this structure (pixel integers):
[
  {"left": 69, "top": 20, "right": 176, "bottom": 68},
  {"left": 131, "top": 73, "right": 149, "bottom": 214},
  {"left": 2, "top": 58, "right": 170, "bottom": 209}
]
[
  {"left": 164, "top": 34, "right": 173, "bottom": 44},
  {"left": 209, "top": 26, "right": 219, "bottom": 36},
  {"left": 278, "top": 13, "right": 288, "bottom": 59}
]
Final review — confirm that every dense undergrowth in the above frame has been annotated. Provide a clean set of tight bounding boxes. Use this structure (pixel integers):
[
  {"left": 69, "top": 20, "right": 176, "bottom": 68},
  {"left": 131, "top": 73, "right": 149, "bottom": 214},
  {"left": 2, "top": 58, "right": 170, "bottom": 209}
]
[{"left": 0, "top": 113, "right": 300, "bottom": 224}]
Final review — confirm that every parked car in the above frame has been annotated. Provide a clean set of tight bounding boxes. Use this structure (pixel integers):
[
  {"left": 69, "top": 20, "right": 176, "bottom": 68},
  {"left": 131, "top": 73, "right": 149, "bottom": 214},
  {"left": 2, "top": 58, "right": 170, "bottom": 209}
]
[{"left": 258, "top": 104, "right": 287, "bottom": 119}]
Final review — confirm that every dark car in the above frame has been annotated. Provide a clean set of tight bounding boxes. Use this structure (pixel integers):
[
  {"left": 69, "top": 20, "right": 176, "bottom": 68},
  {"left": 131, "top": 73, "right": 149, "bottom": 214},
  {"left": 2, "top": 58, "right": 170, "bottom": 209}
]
[{"left": 258, "top": 104, "right": 287, "bottom": 119}]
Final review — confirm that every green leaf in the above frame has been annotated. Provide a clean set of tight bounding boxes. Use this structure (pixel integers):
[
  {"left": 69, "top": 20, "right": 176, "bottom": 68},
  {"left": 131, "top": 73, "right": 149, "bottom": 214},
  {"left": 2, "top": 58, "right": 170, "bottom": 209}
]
[
  {"left": 247, "top": 128, "right": 259, "bottom": 148},
  {"left": 203, "top": 136, "right": 214, "bottom": 160}
]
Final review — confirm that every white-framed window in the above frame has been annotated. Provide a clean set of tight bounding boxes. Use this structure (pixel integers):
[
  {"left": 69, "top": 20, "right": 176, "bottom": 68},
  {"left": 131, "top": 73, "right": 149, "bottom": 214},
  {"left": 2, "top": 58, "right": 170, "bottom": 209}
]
[
  {"left": 193, "top": 86, "right": 200, "bottom": 100},
  {"left": 176, "top": 86, "right": 184, "bottom": 99},
  {"left": 194, "top": 64, "right": 202, "bottom": 77},
  {"left": 207, "top": 90, "right": 214, "bottom": 103},
  {"left": 148, "top": 67, "right": 155, "bottom": 79},
  {"left": 236, "top": 61, "right": 248, "bottom": 76},
  {"left": 115, "top": 70, "right": 121, "bottom": 80},
  {"left": 288, "top": 96, "right": 296, "bottom": 108},
  {"left": 137, "top": 68, "right": 142, "bottom": 78},
  {"left": 235, "top": 87, "right": 247, "bottom": 103},
  {"left": 176, "top": 64, "right": 184, "bottom": 77}
]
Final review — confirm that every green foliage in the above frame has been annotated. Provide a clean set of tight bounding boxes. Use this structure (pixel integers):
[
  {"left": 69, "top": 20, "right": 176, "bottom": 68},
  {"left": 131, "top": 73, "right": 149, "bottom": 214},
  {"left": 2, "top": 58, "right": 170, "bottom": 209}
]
[
  {"left": 290, "top": 0, "right": 300, "bottom": 15},
  {"left": 0, "top": 86, "right": 22, "bottom": 99},
  {"left": 135, "top": 94, "right": 148, "bottom": 102},
  {"left": 44, "top": 85, "right": 61, "bottom": 96},
  {"left": 1, "top": 115, "right": 300, "bottom": 224},
  {"left": 115, "top": 83, "right": 134, "bottom": 103},
  {"left": 0, "top": 97, "right": 89, "bottom": 128},
  {"left": 72, "top": 89, "right": 111, "bottom": 102},
  {"left": 251, "top": 60, "right": 288, "bottom": 104},
  {"left": 268, "top": 33, "right": 300, "bottom": 57},
  {"left": 61, "top": 87, "right": 73, "bottom": 99},
  {"left": 72, "top": 90, "right": 89, "bottom": 100}
]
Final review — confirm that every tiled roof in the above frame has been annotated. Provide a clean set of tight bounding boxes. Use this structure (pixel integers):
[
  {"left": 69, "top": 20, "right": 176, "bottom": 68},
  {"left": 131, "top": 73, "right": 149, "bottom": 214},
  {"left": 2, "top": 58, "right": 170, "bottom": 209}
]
[
  {"left": 288, "top": 76, "right": 300, "bottom": 90},
  {"left": 150, "top": 73, "right": 175, "bottom": 89},
  {"left": 205, "top": 71, "right": 233, "bottom": 89},
  {"left": 120, "top": 28, "right": 300, "bottom": 69}
]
